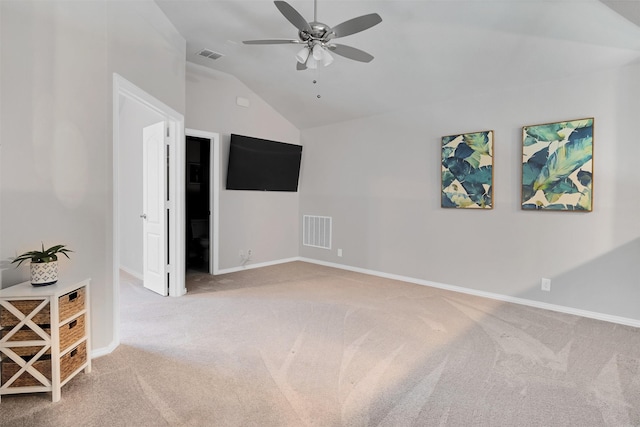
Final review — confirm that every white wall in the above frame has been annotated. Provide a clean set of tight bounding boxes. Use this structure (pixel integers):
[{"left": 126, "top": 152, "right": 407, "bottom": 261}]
[
  {"left": 118, "top": 96, "right": 164, "bottom": 277},
  {"left": 185, "top": 63, "right": 301, "bottom": 270},
  {"left": 300, "top": 63, "right": 640, "bottom": 321},
  {"left": 0, "top": 0, "right": 186, "bottom": 352},
  {"left": 107, "top": 1, "right": 185, "bottom": 114}
]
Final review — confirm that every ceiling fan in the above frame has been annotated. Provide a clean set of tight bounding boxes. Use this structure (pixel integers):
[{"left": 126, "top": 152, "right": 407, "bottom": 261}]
[{"left": 243, "top": 0, "right": 382, "bottom": 70}]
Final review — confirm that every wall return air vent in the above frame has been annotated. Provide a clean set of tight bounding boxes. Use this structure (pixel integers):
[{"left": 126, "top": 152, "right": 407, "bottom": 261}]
[{"left": 303, "top": 215, "right": 332, "bottom": 249}]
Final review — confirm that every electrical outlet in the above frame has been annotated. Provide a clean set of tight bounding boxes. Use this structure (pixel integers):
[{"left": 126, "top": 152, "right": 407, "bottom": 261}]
[
  {"left": 541, "top": 278, "right": 551, "bottom": 292},
  {"left": 337, "top": 249, "right": 343, "bottom": 257}
]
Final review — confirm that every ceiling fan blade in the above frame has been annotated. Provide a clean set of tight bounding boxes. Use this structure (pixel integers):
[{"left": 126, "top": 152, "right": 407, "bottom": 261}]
[
  {"left": 296, "top": 61, "right": 307, "bottom": 71},
  {"left": 243, "top": 39, "right": 301, "bottom": 45},
  {"left": 328, "top": 44, "right": 374, "bottom": 63},
  {"left": 331, "top": 13, "right": 382, "bottom": 38},
  {"left": 274, "top": 1, "right": 312, "bottom": 33}
]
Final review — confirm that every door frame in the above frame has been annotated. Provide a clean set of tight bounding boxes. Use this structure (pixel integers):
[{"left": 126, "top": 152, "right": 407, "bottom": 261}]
[
  {"left": 112, "top": 74, "right": 186, "bottom": 346},
  {"left": 185, "top": 129, "right": 220, "bottom": 275}
]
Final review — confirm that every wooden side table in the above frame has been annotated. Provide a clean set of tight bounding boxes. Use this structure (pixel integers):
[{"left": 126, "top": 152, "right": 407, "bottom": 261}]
[{"left": 0, "top": 278, "right": 91, "bottom": 402}]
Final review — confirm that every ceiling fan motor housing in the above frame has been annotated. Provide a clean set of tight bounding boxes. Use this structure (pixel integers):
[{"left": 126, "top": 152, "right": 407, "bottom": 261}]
[{"left": 299, "top": 22, "right": 334, "bottom": 45}]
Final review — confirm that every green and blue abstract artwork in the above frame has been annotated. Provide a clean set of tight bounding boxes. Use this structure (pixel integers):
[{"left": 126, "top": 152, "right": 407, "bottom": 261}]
[
  {"left": 441, "top": 130, "right": 493, "bottom": 209},
  {"left": 522, "top": 118, "right": 593, "bottom": 211}
]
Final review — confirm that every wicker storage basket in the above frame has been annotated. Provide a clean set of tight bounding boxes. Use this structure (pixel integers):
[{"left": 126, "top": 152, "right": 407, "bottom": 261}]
[
  {"left": 1, "top": 325, "right": 51, "bottom": 341},
  {"left": 0, "top": 300, "right": 50, "bottom": 326},
  {"left": 59, "top": 315, "right": 85, "bottom": 352},
  {"left": 0, "top": 325, "right": 52, "bottom": 357},
  {"left": 58, "top": 288, "right": 85, "bottom": 322},
  {"left": 1, "top": 356, "right": 52, "bottom": 388},
  {"left": 60, "top": 341, "right": 87, "bottom": 382}
]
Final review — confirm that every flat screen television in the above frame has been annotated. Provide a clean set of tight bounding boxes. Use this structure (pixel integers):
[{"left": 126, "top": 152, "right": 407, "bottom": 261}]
[{"left": 226, "top": 134, "right": 303, "bottom": 192}]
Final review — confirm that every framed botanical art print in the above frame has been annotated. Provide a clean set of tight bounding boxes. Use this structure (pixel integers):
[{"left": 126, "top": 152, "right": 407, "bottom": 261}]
[
  {"left": 441, "top": 130, "right": 494, "bottom": 209},
  {"left": 522, "top": 118, "right": 593, "bottom": 211}
]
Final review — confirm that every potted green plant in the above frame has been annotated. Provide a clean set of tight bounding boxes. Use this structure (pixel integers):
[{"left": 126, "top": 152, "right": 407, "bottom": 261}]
[{"left": 11, "top": 243, "right": 73, "bottom": 286}]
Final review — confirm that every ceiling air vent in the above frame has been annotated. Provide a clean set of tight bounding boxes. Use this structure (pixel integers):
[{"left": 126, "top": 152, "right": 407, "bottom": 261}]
[{"left": 197, "top": 49, "right": 224, "bottom": 61}]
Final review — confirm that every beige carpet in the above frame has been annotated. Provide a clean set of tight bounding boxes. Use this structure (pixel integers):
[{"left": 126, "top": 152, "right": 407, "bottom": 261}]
[{"left": 1, "top": 261, "right": 639, "bottom": 426}]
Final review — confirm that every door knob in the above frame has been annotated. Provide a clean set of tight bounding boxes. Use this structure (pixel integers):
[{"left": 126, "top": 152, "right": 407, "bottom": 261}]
[{"left": 140, "top": 214, "right": 147, "bottom": 219}]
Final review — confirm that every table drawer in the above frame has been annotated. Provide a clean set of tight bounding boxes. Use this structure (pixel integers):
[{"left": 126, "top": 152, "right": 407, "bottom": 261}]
[
  {"left": 60, "top": 341, "right": 87, "bottom": 382},
  {"left": 59, "top": 314, "right": 85, "bottom": 352},
  {"left": 1, "top": 300, "right": 50, "bottom": 326},
  {"left": 1, "top": 356, "right": 52, "bottom": 388},
  {"left": 1, "top": 345, "right": 51, "bottom": 357},
  {"left": 0, "top": 324, "right": 50, "bottom": 342},
  {"left": 1, "top": 324, "right": 52, "bottom": 357},
  {"left": 58, "top": 287, "right": 85, "bottom": 322}
]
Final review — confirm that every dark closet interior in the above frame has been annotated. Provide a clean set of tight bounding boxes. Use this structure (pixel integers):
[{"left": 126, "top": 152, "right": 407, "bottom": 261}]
[{"left": 186, "top": 135, "right": 210, "bottom": 272}]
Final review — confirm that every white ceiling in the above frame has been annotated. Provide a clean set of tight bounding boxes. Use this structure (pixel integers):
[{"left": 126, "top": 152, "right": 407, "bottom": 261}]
[{"left": 155, "top": 0, "right": 640, "bottom": 130}]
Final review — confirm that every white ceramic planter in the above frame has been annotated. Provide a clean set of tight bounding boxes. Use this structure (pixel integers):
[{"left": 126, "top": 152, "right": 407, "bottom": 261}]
[{"left": 30, "top": 261, "right": 58, "bottom": 286}]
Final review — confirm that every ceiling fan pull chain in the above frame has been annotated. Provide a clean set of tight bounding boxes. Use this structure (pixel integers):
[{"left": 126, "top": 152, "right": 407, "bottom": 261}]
[{"left": 313, "top": 75, "right": 322, "bottom": 99}]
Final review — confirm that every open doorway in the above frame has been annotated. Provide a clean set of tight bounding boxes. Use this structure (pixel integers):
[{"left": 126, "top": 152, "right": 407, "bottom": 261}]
[
  {"left": 185, "top": 129, "right": 220, "bottom": 276},
  {"left": 112, "top": 74, "right": 186, "bottom": 351},
  {"left": 186, "top": 135, "right": 210, "bottom": 272}
]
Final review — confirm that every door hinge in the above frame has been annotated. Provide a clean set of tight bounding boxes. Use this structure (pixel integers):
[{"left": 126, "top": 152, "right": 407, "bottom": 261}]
[
  {"left": 166, "top": 127, "right": 170, "bottom": 137},
  {"left": 165, "top": 201, "right": 173, "bottom": 209},
  {"left": 166, "top": 264, "right": 173, "bottom": 274}
]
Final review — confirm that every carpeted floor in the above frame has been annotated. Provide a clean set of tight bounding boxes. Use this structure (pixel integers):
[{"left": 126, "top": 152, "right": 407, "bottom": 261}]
[{"left": 1, "top": 261, "right": 639, "bottom": 426}]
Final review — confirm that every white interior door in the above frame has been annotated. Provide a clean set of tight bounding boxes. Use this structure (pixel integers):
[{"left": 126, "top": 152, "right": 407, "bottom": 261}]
[{"left": 142, "top": 121, "right": 168, "bottom": 296}]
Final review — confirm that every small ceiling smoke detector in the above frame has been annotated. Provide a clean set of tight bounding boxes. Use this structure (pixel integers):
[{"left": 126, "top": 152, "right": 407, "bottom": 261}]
[{"left": 197, "top": 48, "right": 224, "bottom": 60}]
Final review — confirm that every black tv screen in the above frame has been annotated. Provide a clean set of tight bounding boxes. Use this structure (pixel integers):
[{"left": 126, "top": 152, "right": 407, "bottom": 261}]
[{"left": 226, "top": 134, "right": 302, "bottom": 191}]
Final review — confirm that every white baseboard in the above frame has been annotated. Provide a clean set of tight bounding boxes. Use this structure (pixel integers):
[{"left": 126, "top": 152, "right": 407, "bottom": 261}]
[
  {"left": 97, "top": 256, "right": 637, "bottom": 361},
  {"left": 119, "top": 266, "right": 143, "bottom": 281},
  {"left": 216, "top": 257, "right": 300, "bottom": 275},
  {"left": 91, "top": 339, "right": 119, "bottom": 359},
  {"left": 299, "top": 257, "right": 640, "bottom": 329}
]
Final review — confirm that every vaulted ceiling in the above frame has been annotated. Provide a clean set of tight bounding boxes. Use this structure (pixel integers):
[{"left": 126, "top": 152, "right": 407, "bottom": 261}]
[{"left": 155, "top": 0, "right": 640, "bottom": 130}]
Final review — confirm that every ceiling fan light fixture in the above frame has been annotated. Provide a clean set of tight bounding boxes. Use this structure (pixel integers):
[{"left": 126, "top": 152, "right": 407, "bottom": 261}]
[
  {"left": 307, "top": 43, "right": 333, "bottom": 67},
  {"left": 312, "top": 43, "right": 324, "bottom": 60},
  {"left": 306, "top": 54, "right": 318, "bottom": 69},
  {"left": 295, "top": 46, "right": 310, "bottom": 63},
  {"left": 321, "top": 49, "right": 334, "bottom": 66}
]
